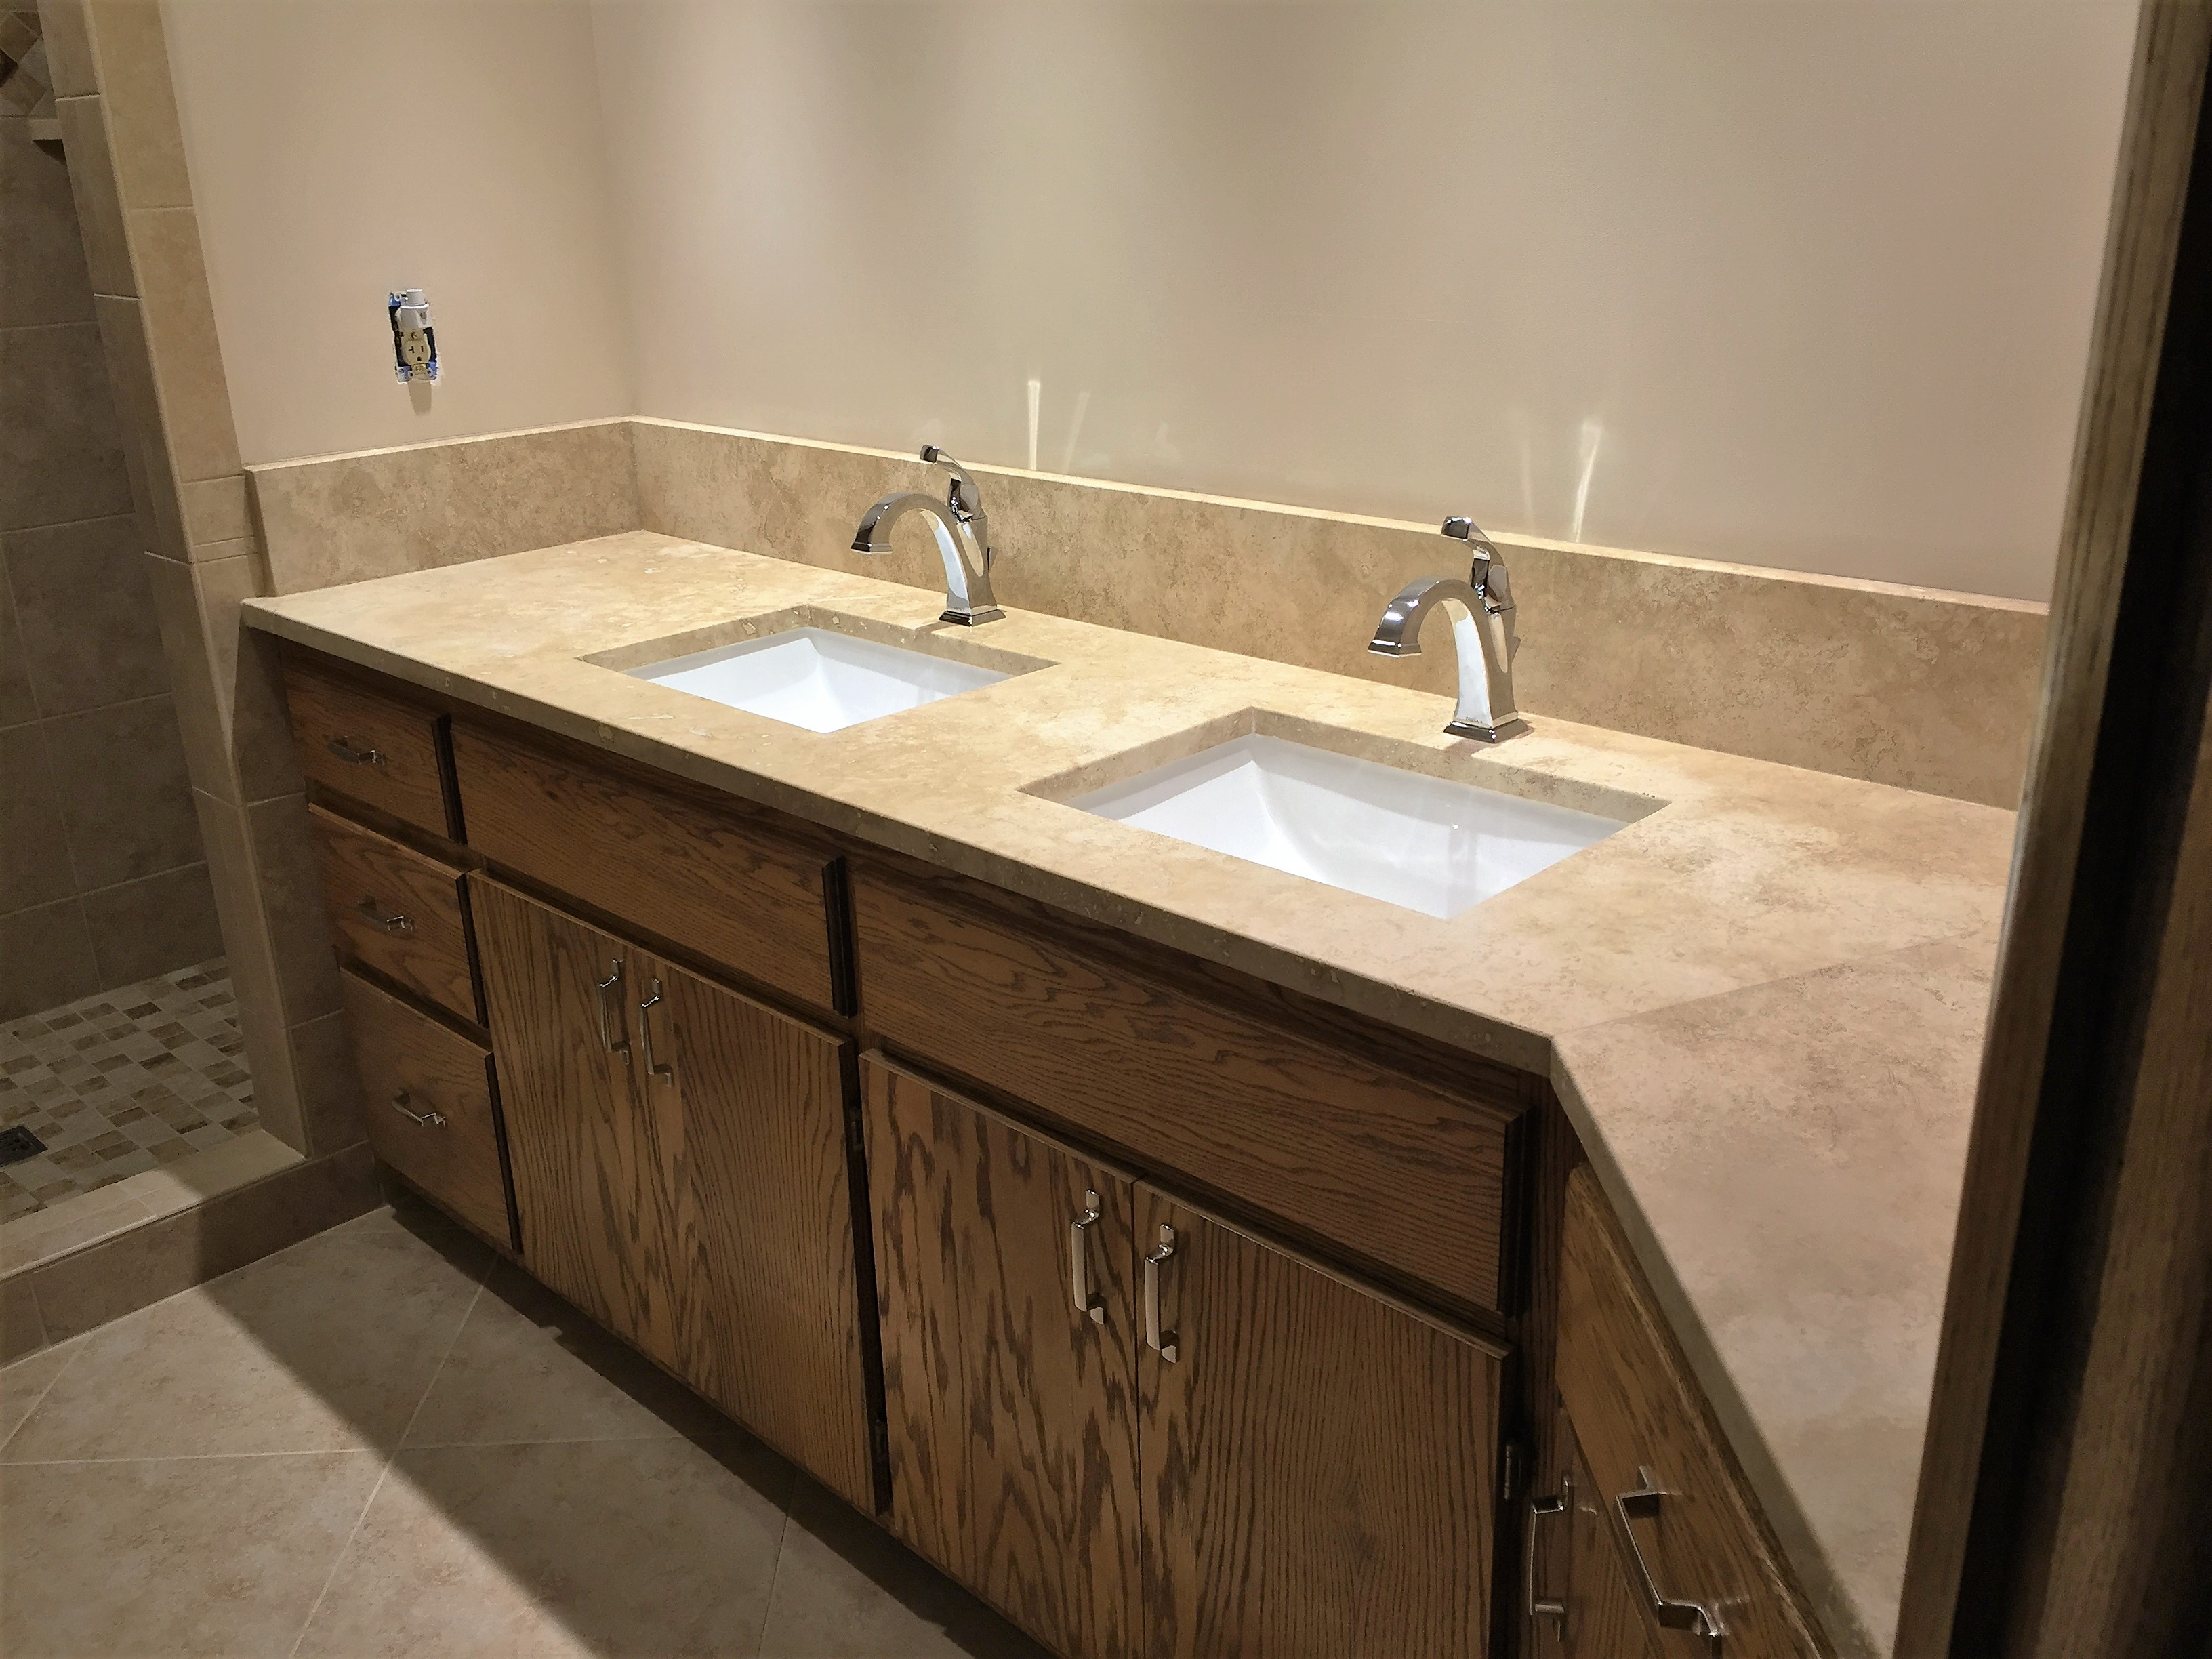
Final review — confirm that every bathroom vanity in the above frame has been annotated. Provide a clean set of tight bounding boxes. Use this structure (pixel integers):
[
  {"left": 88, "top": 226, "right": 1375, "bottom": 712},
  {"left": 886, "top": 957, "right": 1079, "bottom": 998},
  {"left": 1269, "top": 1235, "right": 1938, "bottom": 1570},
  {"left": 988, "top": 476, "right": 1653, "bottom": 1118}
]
[{"left": 251, "top": 530, "right": 2014, "bottom": 1659}]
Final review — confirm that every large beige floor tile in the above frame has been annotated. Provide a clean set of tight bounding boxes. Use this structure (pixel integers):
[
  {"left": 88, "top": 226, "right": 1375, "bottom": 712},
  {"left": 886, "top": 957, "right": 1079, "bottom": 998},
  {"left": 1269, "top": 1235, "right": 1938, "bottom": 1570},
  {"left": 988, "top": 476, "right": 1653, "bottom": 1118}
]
[
  {"left": 405, "top": 1260, "right": 727, "bottom": 1449},
  {"left": 296, "top": 1436, "right": 796, "bottom": 1658},
  {"left": 3, "top": 1206, "right": 489, "bottom": 1461},
  {"left": 758, "top": 1480, "right": 1051, "bottom": 1659},
  {"left": 0, "top": 1450, "right": 385, "bottom": 1658},
  {"left": 0, "top": 1336, "right": 83, "bottom": 1450}
]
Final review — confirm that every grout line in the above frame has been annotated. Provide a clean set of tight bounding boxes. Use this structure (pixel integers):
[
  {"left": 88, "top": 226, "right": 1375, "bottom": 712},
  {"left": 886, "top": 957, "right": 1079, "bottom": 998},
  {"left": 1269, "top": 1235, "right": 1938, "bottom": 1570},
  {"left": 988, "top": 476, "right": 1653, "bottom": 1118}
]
[
  {"left": 0, "top": 1335, "right": 91, "bottom": 1458},
  {"left": 754, "top": 1488, "right": 798, "bottom": 1658},
  {"left": 391, "top": 1253, "right": 493, "bottom": 1455},
  {"left": 0, "top": 1445, "right": 382, "bottom": 1468},
  {"left": 287, "top": 1263, "right": 489, "bottom": 1659},
  {"left": 287, "top": 1454, "right": 390, "bottom": 1659}
]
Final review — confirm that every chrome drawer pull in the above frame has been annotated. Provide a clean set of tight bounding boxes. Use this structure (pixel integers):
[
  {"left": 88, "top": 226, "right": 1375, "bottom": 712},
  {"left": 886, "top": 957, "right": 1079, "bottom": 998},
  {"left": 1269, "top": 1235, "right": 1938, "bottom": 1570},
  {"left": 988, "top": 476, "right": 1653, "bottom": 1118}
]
[
  {"left": 1614, "top": 1470, "right": 1724, "bottom": 1652},
  {"left": 1143, "top": 1223, "right": 1178, "bottom": 1363},
  {"left": 594, "top": 960, "right": 630, "bottom": 1054},
  {"left": 1070, "top": 1190, "right": 1105, "bottom": 1325},
  {"left": 638, "top": 979, "right": 673, "bottom": 1084},
  {"left": 1528, "top": 1483, "right": 1568, "bottom": 1631},
  {"left": 327, "top": 736, "right": 386, "bottom": 767},
  {"left": 356, "top": 897, "right": 413, "bottom": 935},
  {"left": 390, "top": 1090, "right": 445, "bottom": 1128}
]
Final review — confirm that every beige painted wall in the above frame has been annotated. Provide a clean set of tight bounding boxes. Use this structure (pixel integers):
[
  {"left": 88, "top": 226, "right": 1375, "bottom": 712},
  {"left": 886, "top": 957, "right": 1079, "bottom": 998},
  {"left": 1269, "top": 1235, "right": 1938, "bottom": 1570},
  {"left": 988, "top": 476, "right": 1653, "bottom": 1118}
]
[
  {"left": 588, "top": 0, "right": 2135, "bottom": 602},
  {"left": 161, "top": 0, "right": 632, "bottom": 465}
]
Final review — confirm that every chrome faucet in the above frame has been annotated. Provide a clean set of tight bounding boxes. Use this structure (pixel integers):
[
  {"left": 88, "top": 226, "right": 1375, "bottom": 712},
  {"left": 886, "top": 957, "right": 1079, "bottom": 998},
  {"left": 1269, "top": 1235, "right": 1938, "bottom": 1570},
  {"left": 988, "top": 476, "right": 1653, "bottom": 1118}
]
[
  {"left": 1368, "top": 516, "right": 1528, "bottom": 742},
  {"left": 851, "top": 446, "right": 1004, "bottom": 626}
]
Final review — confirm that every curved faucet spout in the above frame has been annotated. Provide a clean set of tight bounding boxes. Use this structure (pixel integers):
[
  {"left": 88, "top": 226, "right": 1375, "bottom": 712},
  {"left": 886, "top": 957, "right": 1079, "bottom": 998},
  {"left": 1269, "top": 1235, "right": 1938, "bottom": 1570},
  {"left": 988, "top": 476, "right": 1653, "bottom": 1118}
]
[
  {"left": 1368, "top": 518, "right": 1528, "bottom": 741},
  {"left": 851, "top": 491, "right": 1004, "bottom": 626},
  {"left": 851, "top": 447, "right": 1004, "bottom": 626}
]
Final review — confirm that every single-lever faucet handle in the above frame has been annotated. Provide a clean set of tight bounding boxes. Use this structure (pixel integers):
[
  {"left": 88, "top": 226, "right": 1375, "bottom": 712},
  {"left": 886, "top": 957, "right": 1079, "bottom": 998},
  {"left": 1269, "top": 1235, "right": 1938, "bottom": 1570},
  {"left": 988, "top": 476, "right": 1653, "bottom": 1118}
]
[
  {"left": 920, "top": 446, "right": 983, "bottom": 519},
  {"left": 1441, "top": 516, "right": 1512, "bottom": 613}
]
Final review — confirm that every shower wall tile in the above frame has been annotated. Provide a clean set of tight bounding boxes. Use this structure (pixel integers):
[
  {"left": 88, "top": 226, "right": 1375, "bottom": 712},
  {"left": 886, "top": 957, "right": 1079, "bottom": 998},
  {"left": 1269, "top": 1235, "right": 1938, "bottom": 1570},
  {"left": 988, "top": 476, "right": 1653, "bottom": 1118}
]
[
  {"left": 0, "top": 320, "right": 131, "bottom": 532},
  {"left": 125, "top": 206, "right": 237, "bottom": 487},
  {"left": 0, "top": 112, "right": 95, "bottom": 326},
  {"left": 52, "top": 95, "right": 129, "bottom": 296},
  {"left": 0, "top": 898, "right": 100, "bottom": 1022},
  {"left": 76, "top": 0, "right": 190, "bottom": 209},
  {"left": 0, "top": 724, "right": 72, "bottom": 912},
  {"left": 80, "top": 858, "right": 221, "bottom": 986},
  {"left": 3, "top": 512, "right": 165, "bottom": 714},
  {"left": 43, "top": 692, "right": 199, "bottom": 888},
  {"left": 0, "top": 571, "right": 35, "bottom": 727}
]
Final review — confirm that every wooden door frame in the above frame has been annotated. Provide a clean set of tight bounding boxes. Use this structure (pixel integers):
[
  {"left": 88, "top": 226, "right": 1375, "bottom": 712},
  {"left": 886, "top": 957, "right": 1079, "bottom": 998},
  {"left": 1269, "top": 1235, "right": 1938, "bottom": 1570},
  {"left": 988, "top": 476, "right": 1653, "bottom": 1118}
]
[{"left": 1898, "top": 3, "right": 2212, "bottom": 1652}]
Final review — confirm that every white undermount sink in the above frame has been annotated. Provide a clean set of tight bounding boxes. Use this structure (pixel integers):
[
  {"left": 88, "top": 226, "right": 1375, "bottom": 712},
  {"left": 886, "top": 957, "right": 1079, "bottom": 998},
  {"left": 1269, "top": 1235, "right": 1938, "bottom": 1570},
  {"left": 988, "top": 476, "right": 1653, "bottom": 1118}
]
[
  {"left": 1067, "top": 735, "right": 1630, "bottom": 918},
  {"left": 626, "top": 627, "right": 1012, "bottom": 733}
]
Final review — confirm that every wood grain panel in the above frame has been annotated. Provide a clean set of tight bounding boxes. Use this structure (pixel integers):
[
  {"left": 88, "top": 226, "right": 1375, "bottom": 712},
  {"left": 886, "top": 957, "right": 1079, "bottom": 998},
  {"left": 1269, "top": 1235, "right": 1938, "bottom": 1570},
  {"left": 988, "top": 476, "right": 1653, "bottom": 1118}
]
[
  {"left": 1138, "top": 1184, "right": 1503, "bottom": 1659},
  {"left": 1899, "top": 10, "right": 2212, "bottom": 1652},
  {"left": 1557, "top": 1167, "right": 1826, "bottom": 1658},
  {"left": 341, "top": 969, "right": 513, "bottom": 1248},
  {"left": 656, "top": 956, "right": 874, "bottom": 1511},
  {"left": 451, "top": 720, "right": 838, "bottom": 1012},
  {"left": 283, "top": 647, "right": 455, "bottom": 838},
  {"left": 865, "top": 1055, "right": 1141, "bottom": 1659},
  {"left": 853, "top": 866, "right": 1519, "bottom": 1313},
  {"left": 472, "top": 877, "right": 687, "bottom": 1368},
  {"left": 309, "top": 804, "right": 478, "bottom": 1022},
  {"left": 1530, "top": 1403, "right": 1660, "bottom": 1659}
]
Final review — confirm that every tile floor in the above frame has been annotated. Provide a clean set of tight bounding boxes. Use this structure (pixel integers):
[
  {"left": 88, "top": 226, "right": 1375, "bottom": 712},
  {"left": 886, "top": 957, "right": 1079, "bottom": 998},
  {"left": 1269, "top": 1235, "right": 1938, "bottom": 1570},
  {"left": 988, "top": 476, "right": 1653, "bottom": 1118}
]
[
  {"left": 0, "top": 1196, "right": 1049, "bottom": 1659},
  {"left": 0, "top": 960, "right": 257, "bottom": 1220}
]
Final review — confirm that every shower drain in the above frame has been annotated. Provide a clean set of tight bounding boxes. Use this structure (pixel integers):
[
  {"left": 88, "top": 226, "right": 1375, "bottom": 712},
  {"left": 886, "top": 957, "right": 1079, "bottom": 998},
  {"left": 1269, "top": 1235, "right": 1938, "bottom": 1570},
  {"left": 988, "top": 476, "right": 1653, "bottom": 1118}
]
[{"left": 0, "top": 1124, "right": 48, "bottom": 1166}]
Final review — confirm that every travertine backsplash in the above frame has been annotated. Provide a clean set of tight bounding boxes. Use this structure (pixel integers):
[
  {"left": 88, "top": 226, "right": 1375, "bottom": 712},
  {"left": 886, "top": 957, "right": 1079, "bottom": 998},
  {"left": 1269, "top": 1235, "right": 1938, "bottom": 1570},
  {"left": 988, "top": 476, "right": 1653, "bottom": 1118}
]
[{"left": 248, "top": 416, "right": 2046, "bottom": 807}]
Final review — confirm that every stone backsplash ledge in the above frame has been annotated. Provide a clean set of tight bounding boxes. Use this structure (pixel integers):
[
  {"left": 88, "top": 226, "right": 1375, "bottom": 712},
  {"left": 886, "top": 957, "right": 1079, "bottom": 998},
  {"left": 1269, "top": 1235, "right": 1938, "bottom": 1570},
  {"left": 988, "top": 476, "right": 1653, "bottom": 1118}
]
[{"left": 248, "top": 416, "right": 2046, "bottom": 808}]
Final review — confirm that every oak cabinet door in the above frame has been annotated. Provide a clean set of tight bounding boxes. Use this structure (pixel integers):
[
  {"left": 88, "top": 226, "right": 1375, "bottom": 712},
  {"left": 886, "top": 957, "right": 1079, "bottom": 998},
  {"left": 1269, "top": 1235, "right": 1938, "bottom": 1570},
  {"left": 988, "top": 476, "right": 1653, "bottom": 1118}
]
[
  {"left": 864, "top": 1055, "right": 1143, "bottom": 1659},
  {"left": 473, "top": 878, "right": 684, "bottom": 1366},
  {"left": 648, "top": 954, "right": 874, "bottom": 1512},
  {"left": 1529, "top": 1404, "right": 1660, "bottom": 1658},
  {"left": 1136, "top": 1185, "right": 1504, "bottom": 1659}
]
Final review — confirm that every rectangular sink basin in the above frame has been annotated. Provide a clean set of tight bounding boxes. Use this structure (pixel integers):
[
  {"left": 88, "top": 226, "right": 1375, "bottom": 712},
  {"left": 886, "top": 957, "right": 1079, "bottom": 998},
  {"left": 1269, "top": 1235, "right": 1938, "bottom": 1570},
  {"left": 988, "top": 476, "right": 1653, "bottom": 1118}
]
[
  {"left": 626, "top": 627, "right": 1012, "bottom": 734},
  {"left": 1067, "top": 735, "right": 1630, "bottom": 918}
]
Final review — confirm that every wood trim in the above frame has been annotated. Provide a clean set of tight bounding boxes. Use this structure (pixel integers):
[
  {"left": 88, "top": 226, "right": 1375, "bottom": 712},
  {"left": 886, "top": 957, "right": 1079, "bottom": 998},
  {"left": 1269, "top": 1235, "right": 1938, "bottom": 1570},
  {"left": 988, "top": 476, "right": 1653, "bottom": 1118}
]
[
  {"left": 1557, "top": 1168, "right": 1829, "bottom": 1658},
  {"left": 451, "top": 716, "right": 844, "bottom": 1015},
  {"left": 851, "top": 858, "right": 1527, "bottom": 1320},
  {"left": 1898, "top": 9, "right": 2212, "bottom": 1652}
]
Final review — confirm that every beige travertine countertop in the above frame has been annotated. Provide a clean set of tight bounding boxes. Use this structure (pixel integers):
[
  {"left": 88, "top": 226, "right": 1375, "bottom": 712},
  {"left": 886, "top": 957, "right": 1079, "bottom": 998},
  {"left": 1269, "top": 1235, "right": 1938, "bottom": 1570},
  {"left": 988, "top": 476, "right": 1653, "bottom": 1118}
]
[{"left": 245, "top": 531, "right": 2012, "bottom": 1657}]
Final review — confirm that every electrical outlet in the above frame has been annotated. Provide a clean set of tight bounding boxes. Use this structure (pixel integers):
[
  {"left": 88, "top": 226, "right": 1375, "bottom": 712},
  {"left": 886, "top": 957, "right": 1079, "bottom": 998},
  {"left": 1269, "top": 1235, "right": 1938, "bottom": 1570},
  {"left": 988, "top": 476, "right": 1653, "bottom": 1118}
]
[{"left": 388, "top": 289, "right": 439, "bottom": 384}]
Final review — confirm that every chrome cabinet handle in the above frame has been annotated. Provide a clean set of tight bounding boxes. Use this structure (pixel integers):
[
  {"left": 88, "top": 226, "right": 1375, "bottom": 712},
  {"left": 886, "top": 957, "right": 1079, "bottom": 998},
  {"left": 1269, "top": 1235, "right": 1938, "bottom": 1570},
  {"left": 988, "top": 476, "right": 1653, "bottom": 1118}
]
[
  {"left": 1143, "top": 1223, "right": 1178, "bottom": 1363},
  {"left": 327, "top": 736, "right": 385, "bottom": 767},
  {"left": 1527, "top": 1481, "right": 1568, "bottom": 1635},
  {"left": 594, "top": 960, "right": 630, "bottom": 1054},
  {"left": 638, "top": 979, "right": 673, "bottom": 1084},
  {"left": 1070, "top": 1190, "right": 1105, "bottom": 1325},
  {"left": 390, "top": 1089, "right": 445, "bottom": 1128},
  {"left": 356, "top": 897, "right": 413, "bottom": 935},
  {"left": 1614, "top": 1470, "right": 1724, "bottom": 1652}
]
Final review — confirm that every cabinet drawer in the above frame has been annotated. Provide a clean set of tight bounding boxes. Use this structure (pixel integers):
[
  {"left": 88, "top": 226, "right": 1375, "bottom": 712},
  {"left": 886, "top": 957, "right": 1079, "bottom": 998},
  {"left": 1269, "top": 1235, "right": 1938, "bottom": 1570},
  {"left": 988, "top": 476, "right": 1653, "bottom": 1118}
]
[
  {"left": 342, "top": 968, "right": 512, "bottom": 1248},
  {"left": 284, "top": 650, "right": 456, "bottom": 838},
  {"left": 853, "top": 866, "right": 1525, "bottom": 1313},
  {"left": 1557, "top": 1166, "right": 1825, "bottom": 1657},
  {"left": 452, "top": 722, "right": 840, "bottom": 1013},
  {"left": 309, "top": 804, "right": 478, "bottom": 1023}
]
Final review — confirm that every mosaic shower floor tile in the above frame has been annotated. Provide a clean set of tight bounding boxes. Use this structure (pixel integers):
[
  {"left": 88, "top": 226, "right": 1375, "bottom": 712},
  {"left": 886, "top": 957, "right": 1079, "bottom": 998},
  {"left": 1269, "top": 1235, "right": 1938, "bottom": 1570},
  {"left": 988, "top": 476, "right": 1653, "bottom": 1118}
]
[{"left": 0, "top": 960, "right": 256, "bottom": 1219}]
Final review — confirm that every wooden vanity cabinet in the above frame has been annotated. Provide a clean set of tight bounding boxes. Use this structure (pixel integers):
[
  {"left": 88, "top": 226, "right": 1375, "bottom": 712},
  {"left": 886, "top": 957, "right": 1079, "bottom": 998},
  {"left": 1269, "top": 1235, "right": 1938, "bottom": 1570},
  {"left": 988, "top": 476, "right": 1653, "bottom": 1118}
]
[
  {"left": 1139, "top": 1187, "right": 1504, "bottom": 1659},
  {"left": 1554, "top": 1167, "right": 1826, "bottom": 1658},
  {"left": 866, "top": 1054, "right": 1506, "bottom": 1659},
  {"left": 1525, "top": 1404, "right": 1660, "bottom": 1658},
  {"left": 473, "top": 876, "right": 874, "bottom": 1510},
  {"left": 851, "top": 863, "right": 1528, "bottom": 1317},
  {"left": 283, "top": 645, "right": 461, "bottom": 839},
  {"left": 865, "top": 1056, "right": 1143, "bottom": 1659}
]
